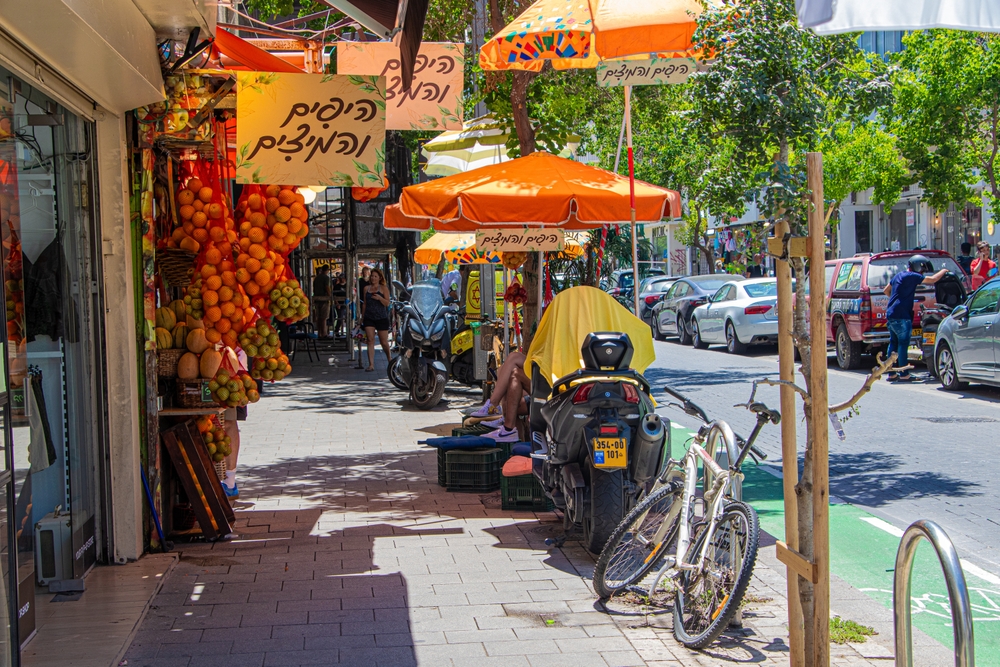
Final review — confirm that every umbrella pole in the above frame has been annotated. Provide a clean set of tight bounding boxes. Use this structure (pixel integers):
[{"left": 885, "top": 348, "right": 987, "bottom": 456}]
[
  {"left": 625, "top": 85, "right": 639, "bottom": 316},
  {"left": 598, "top": 112, "right": 628, "bottom": 285}
]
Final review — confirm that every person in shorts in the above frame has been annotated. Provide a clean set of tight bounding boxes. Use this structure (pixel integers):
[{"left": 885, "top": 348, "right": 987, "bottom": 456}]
[{"left": 361, "top": 268, "right": 392, "bottom": 371}]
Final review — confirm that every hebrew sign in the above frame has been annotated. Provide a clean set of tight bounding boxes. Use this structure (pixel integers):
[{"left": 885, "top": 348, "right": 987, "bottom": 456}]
[
  {"left": 596, "top": 58, "right": 697, "bottom": 87},
  {"left": 337, "top": 42, "right": 464, "bottom": 131},
  {"left": 235, "top": 72, "right": 386, "bottom": 187},
  {"left": 476, "top": 229, "right": 565, "bottom": 253}
]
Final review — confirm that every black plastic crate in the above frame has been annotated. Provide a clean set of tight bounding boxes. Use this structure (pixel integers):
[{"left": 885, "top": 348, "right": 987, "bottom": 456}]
[
  {"left": 444, "top": 448, "right": 502, "bottom": 492},
  {"left": 501, "top": 473, "right": 554, "bottom": 511},
  {"left": 452, "top": 424, "right": 492, "bottom": 437}
]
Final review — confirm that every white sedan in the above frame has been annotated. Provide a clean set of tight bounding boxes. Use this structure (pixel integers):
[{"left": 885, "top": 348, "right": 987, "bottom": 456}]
[{"left": 690, "top": 278, "right": 779, "bottom": 354}]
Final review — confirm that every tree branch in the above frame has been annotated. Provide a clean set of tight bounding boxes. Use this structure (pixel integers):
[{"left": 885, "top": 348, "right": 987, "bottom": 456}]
[
  {"left": 758, "top": 377, "right": 810, "bottom": 401},
  {"left": 828, "top": 351, "right": 908, "bottom": 413}
]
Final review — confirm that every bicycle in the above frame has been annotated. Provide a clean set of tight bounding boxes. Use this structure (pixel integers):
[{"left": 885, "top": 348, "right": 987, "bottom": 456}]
[{"left": 592, "top": 383, "right": 779, "bottom": 649}]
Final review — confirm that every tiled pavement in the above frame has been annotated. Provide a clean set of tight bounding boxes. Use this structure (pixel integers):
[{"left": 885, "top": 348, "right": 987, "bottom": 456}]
[{"left": 124, "top": 351, "right": 889, "bottom": 666}]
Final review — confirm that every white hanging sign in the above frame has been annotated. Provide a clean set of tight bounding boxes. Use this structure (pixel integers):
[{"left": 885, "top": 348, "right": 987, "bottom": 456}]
[{"left": 476, "top": 229, "right": 565, "bottom": 252}]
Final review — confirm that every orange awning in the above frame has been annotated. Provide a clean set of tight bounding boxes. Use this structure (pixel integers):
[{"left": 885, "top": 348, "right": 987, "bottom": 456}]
[
  {"left": 214, "top": 29, "right": 303, "bottom": 73},
  {"left": 384, "top": 152, "right": 680, "bottom": 231}
]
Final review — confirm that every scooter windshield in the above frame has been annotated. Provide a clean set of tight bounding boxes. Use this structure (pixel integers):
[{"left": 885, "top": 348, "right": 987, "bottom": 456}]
[{"left": 411, "top": 280, "right": 444, "bottom": 322}]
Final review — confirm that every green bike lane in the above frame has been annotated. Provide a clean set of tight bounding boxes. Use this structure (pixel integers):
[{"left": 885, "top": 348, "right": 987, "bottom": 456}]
[{"left": 669, "top": 423, "right": 1000, "bottom": 664}]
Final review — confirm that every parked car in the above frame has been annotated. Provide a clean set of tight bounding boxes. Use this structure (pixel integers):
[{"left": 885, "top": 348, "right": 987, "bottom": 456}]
[
  {"left": 822, "top": 250, "right": 967, "bottom": 370},
  {"left": 637, "top": 276, "right": 678, "bottom": 325},
  {"left": 604, "top": 268, "right": 666, "bottom": 296},
  {"left": 652, "top": 274, "right": 745, "bottom": 343},
  {"left": 690, "top": 278, "right": 780, "bottom": 353},
  {"left": 934, "top": 277, "right": 1000, "bottom": 390}
]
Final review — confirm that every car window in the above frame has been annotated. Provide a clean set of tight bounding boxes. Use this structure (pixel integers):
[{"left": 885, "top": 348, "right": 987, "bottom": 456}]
[
  {"left": 711, "top": 286, "right": 730, "bottom": 302},
  {"left": 834, "top": 263, "right": 854, "bottom": 290},
  {"left": 967, "top": 282, "right": 1000, "bottom": 316},
  {"left": 673, "top": 282, "right": 690, "bottom": 298},
  {"left": 694, "top": 279, "right": 731, "bottom": 293},
  {"left": 867, "top": 255, "right": 963, "bottom": 290},
  {"left": 845, "top": 263, "right": 863, "bottom": 291},
  {"left": 744, "top": 281, "right": 778, "bottom": 298},
  {"left": 641, "top": 279, "right": 674, "bottom": 294}
]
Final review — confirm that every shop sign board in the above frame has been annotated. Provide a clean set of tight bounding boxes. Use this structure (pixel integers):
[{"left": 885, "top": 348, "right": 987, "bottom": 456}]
[
  {"left": 906, "top": 208, "right": 915, "bottom": 227},
  {"left": 235, "top": 72, "right": 386, "bottom": 187},
  {"left": 337, "top": 42, "right": 464, "bottom": 131},
  {"left": 596, "top": 58, "right": 697, "bottom": 87},
  {"left": 476, "top": 229, "right": 565, "bottom": 253}
]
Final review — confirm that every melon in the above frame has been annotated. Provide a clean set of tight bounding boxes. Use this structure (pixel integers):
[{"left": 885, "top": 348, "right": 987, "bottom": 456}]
[
  {"left": 169, "top": 299, "right": 187, "bottom": 320},
  {"left": 177, "top": 352, "right": 200, "bottom": 380},
  {"left": 200, "top": 348, "right": 223, "bottom": 379},
  {"left": 186, "top": 315, "right": 205, "bottom": 329},
  {"left": 172, "top": 323, "right": 189, "bottom": 349},
  {"left": 155, "top": 327, "right": 173, "bottom": 349},
  {"left": 155, "top": 307, "right": 177, "bottom": 330},
  {"left": 186, "top": 328, "right": 211, "bottom": 354}
]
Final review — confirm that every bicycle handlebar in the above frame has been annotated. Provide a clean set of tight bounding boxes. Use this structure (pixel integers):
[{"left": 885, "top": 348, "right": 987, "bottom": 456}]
[{"left": 662, "top": 385, "right": 709, "bottom": 423}]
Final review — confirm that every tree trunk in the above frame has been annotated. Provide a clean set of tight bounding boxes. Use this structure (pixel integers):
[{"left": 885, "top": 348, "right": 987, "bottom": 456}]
[
  {"left": 585, "top": 246, "right": 596, "bottom": 287},
  {"left": 511, "top": 71, "right": 537, "bottom": 156},
  {"left": 522, "top": 252, "right": 540, "bottom": 349}
]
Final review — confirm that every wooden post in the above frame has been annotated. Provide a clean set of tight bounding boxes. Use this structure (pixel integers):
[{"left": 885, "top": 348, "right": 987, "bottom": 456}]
[
  {"left": 774, "top": 214, "right": 805, "bottom": 666},
  {"left": 807, "top": 152, "right": 831, "bottom": 665}
]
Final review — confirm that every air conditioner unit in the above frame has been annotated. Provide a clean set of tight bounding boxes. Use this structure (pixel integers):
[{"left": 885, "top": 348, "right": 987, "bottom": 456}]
[{"left": 35, "top": 511, "right": 72, "bottom": 586}]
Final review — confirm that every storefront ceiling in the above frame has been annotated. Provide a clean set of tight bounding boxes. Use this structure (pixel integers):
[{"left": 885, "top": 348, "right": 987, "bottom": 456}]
[
  {"left": 131, "top": 0, "right": 216, "bottom": 40},
  {"left": 0, "top": 0, "right": 167, "bottom": 114}
]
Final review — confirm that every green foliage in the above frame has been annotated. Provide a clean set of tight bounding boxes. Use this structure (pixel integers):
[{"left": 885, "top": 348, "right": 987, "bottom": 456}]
[
  {"left": 890, "top": 30, "right": 1000, "bottom": 220},
  {"left": 829, "top": 617, "right": 876, "bottom": 644},
  {"left": 821, "top": 122, "right": 909, "bottom": 210}
]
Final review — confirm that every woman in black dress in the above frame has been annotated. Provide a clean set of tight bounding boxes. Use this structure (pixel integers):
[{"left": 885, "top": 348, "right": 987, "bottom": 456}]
[{"left": 361, "top": 268, "right": 392, "bottom": 371}]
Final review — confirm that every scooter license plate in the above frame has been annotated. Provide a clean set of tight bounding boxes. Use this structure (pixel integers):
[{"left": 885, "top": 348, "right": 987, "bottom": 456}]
[
  {"left": 922, "top": 331, "right": 935, "bottom": 346},
  {"left": 592, "top": 438, "right": 627, "bottom": 469}
]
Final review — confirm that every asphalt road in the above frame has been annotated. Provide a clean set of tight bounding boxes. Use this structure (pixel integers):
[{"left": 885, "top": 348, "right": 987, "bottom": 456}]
[{"left": 645, "top": 337, "right": 1000, "bottom": 574}]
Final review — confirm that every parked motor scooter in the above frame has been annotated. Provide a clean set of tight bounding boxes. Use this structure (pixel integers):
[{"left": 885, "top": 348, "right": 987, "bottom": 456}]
[
  {"left": 920, "top": 271, "right": 966, "bottom": 375},
  {"left": 395, "top": 280, "right": 456, "bottom": 409}
]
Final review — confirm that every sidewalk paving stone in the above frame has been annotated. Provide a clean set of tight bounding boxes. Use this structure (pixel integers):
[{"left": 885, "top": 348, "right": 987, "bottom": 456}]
[{"left": 123, "top": 355, "right": 890, "bottom": 667}]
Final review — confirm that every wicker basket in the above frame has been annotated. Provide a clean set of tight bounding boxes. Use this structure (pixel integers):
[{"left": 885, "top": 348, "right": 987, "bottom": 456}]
[
  {"left": 159, "top": 248, "right": 198, "bottom": 288},
  {"left": 213, "top": 460, "right": 226, "bottom": 482},
  {"left": 157, "top": 348, "right": 184, "bottom": 378},
  {"left": 176, "top": 379, "right": 216, "bottom": 408}
]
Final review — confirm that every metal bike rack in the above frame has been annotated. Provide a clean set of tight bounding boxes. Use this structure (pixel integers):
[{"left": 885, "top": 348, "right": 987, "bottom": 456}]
[
  {"left": 894, "top": 519, "right": 975, "bottom": 667},
  {"left": 704, "top": 422, "right": 742, "bottom": 501}
]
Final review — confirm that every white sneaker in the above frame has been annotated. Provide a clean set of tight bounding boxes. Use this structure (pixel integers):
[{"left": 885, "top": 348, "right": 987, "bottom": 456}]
[{"left": 483, "top": 426, "right": 519, "bottom": 443}]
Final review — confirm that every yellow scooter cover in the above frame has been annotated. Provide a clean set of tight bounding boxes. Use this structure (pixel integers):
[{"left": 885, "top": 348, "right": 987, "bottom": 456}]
[{"left": 525, "top": 286, "right": 655, "bottom": 385}]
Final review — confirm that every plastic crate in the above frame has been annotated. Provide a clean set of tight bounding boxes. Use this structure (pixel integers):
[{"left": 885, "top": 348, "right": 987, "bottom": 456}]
[
  {"left": 452, "top": 424, "right": 492, "bottom": 437},
  {"left": 444, "top": 448, "right": 502, "bottom": 492},
  {"left": 501, "top": 473, "right": 554, "bottom": 511}
]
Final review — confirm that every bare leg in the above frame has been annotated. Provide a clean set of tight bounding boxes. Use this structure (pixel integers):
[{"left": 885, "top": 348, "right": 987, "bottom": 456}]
[
  {"left": 223, "top": 416, "right": 240, "bottom": 493},
  {"left": 365, "top": 326, "right": 376, "bottom": 370},
  {"left": 378, "top": 329, "right": 392, "bottom": 362},
  {"left": 503, "top": 367, "right": 531, "bottom": 431},
  {"left": 492, "top": 351, "right": 525, "bottom": 401}
]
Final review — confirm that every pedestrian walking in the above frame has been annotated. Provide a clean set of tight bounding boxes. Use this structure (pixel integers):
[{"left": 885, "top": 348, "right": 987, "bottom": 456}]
[
  {"left": 312, "top": 265, "right": 332, "bottom": 337},
  {"left": 361, "top": 268, "right": 392, "bottom": 372},
  {"left": 970, "top": 241, "right": 997, "bottom": 290},
  {"left": 957, "top": 242, "right": 975, "bottom": 276},
  {"left": 883, "top": 255, "right": 948, "bottom": 382},
  {"left": 332, "top": 273, "right": 347, "bottom": 337}
]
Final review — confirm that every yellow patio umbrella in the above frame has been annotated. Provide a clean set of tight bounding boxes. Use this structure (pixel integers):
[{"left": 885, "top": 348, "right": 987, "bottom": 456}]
[{"left": 414, "top": 231, "right": 585, "bottom": 266}]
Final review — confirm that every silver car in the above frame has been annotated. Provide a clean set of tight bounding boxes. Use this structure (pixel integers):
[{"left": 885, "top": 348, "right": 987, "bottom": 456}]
[
  {"left": 690, "top": 278, "right": 780, "bottom": 354},
  {"left": 934, "top": 277, "right": 1000, "bottom": 390}
]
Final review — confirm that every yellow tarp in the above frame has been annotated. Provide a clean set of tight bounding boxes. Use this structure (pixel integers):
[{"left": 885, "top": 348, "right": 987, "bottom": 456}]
[{"left": 526, "top": 286, "right": 655, "bottom": 385}]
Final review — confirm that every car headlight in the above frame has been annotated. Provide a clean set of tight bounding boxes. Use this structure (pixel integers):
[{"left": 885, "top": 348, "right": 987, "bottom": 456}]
[
  {"left": 430, "top": 319, "right": 446, "bottom": 341},
  {"left": 409, "top": 319, "right": 424, "bottom": 341}
]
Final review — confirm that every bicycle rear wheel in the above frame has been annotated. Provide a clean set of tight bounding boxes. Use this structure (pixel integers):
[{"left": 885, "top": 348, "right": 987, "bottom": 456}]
[
  {"left": 672, "top": 501, "right": 759, "bottom": 649},
  {"left": 592, "top": 480, "right": 681, "bottom": 599}
]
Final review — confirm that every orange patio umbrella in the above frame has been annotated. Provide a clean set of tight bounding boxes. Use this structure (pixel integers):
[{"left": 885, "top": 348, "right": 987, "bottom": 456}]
[{"left": 383, "top": 152, "right": 680, "bottom": 232}]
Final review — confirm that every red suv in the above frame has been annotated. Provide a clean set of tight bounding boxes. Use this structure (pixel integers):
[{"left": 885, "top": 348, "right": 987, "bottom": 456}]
[{"left": 823, "top": 250, "right": 967, "bottom": 369}]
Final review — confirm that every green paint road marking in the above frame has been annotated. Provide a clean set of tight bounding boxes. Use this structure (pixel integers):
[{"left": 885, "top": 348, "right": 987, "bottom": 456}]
[{"left": 668, "top": 423, "right": 1000, "bottom": 664}]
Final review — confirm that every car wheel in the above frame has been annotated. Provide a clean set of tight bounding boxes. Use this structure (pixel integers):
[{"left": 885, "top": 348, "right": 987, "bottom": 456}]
[
  {"left": 653, "top": 318, "right": 666, "bottom": 341},
  {"left": 692, "top": 319, "right": 709, "bottom": 350},
  {"left": 677, "top": 316, "right": 693, "bottom": 345},
  {"left": 936, "top": 343, "right": 966, "bottom": 391},
  {"left": 726, "top": 322, "right": 748, "bottom": 355},
  {"left": 835, "top": 322, "right": 863, "bottom": 370}
]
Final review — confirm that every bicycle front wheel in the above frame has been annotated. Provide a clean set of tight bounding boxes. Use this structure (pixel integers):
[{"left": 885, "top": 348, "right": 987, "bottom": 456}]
[
  {"left": 672, "top": 501, "right": 759, "bottom": 649},
  {"left": 592, "top": 480, "right": 681, "bottom": 599}
]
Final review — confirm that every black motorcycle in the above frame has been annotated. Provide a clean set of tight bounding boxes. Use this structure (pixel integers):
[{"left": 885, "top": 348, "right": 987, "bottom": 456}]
[
  {"left": 395, "top": 280, "right": 456, "bottom": 409},
  {"left": 919, "top": 271, "right": 966, "bottom": 375},
  {"left": 529, "top": 332, "right": 667, "bottom": 554}
]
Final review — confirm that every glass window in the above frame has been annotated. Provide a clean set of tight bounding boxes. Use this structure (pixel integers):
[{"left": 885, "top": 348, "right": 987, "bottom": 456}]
[
  {"left": 834, "top": 263, "right": 854, "bottom": 290},
  {"left": 845, "top": 264, "right": 863, "bottom": 291},
  {"left": 968, "top": 282, "right": 1000, "bottom": 316},
  {"left": 673, "top": 283, "right": 689, "bottom": 298},
  {"left": 867, "top": 256, "right": 963, "bottom": 290},
  {"left": 744, "top": 281, "right": 778, "bottom": 298}
]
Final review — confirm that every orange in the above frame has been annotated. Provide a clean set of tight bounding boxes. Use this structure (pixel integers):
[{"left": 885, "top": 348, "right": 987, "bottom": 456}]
[
  {"left": 215, "top": 317, "right": 232, "bottom": 334},
  {"left": 289, "top": 203, "right": 305, "bottom": 220},
  {"left": 272, "top": 222, "right": 289, "bottom": 239},
  {"left": 221, "top": 272, "right": 237, "bottom": 289},
  {"left": 204, "top": 247, "right": 222, "bottom": 265},
  {"left": 219, "top": 286, "right": 234, "bottom": 302},
  {"left": 235, "top": 254, "right": 248, "bottom": 268},
  {"left": 244, "top": 307, "right": 255, "bottom": 320},
  {"left": 219, "top": 259, "right": 234, "bottom": 272},
  {"left": 208, "top": 203, "right": 224, "bottom": 219},
  {"left": 183, "top": 221, "right": 195, "bottom": 236},
  {"left": 265, "top": 185, "right": 281, "bottom": 198},
  {"left": 249, "top": 244, "right": 266, "bottom": 260},
  {"left": 248, "top": 227, "right": 266, "bottom": 244},
  {"left": 239, "top": 237, "right": 251, "bottom": 252},
  {"left": 266, "top": 214, "right": 277, "bottom": 229},
  {"left": 235, "top": 268, "right": 251, "bottom": 284},
  {"left": 254, "top": 270, "right": 270, "bottom": 286},
  {"left": 205, "top": 306, "right": 222, "bottom": 323},
  {"left": 225, "top": 216, "right": 235, "bottom": 229},
  {"left": 209, "top": 226, "right": 227, "bottom": 243},
  {"left": 222, "top": 330, "right": 238, "bottom": 348},
  {"left": 231, "top": 291, "right": 244, "bottom": 307},
  {"left": 220, "top": 302, "right": 236, "bottom": 318},
  {"left": 278, "top": 189, "right": 296, "bottom": 206},
  {"left": 179, "top": 237, "right": 200, "bottom": 252},
  {"left": 268, "top": 236, "right": 283, "bottom": 251},
  {"left": 245, "top": 257, "right": 261, "bottom": 273},
  {"left": 274, "top": 206, "right": 291, "bottom": 223},
  {"left": 249, "top": 212, "right": 267, "bottom": 228},
  {"left": 192, "top": 211, "right": 208, "bottom": 228},
  {"left": 297, "top": 223, "right": 309, "bottom": 238},
  {"left": 179, "top": 204, "right": 195, "bottom": 220},
  {"left": 245, "top": 281, "right": 260, "bottom": 296},
  {"left": 171, "top": 227, "right": 187, "bottom": 243},
  {"left": 227, "top": 230, "right": 238, "bottom": 243},
  {"left": 192, "top": 228, "right": 209, "bottom": 244},
  {"left": 261, "top": 257, "right": 275, "bottom": 272},
  {"left": 231, "top": 319, "right": 244, "bottom": 334},
  {"left": 187, "top": 178, "right": 204, "bottom": 192},
  {"left": 287, "top": 219, "right": 303, "bottom": 235},
  {"left": 177, "top": 189, "right": 195, "bottom": 206},
  {"left": 239, "top": 221, "right": 252, "bottom": 236},
  {"left": 205, "top": 275, "right": 223, "bottom": 291},
  {"left": 237, "top": 200, "right": 248, "bottom": 212},
  {"left": 203, "top": 290, "right": 219, "bottom": 306},
  {"left": 247, "top": 193, "right": 263, "bottom": 211},
  {"left": 201, "top": 264, "right": 217, "bottom": 278},
  {"left": 198, "top": 186, "right": 213, "bottom": 203},
  {"left": 265, "top": 197, "right": 280, "bottom": 213},
  {"left": 205, "top": 328, "right": 222, "bottom": 344}
]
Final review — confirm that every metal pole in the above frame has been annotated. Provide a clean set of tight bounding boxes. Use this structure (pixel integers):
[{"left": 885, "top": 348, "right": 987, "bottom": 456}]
[
  {"left": 537, "top": 251, "right": 543, "bottom": 325},
  {"left": 894, "top": 520, "right": 974, "bottom": 667},
  {"left": 624, "top": 85, "right": 639, "bottom": 317},
  {"left": 807, "top": 152, "right": 830, "bottom": 666}
]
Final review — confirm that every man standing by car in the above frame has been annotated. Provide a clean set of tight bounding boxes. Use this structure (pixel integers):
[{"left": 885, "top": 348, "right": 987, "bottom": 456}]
[
  {"left": 883, "top": 255, "right": 948, "bottom": 382},
  {"left": 957, "top": 242, "right": 975, "bottom": 276}
]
